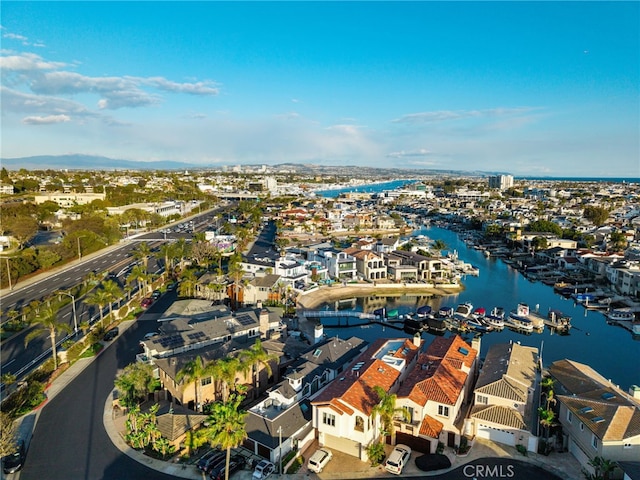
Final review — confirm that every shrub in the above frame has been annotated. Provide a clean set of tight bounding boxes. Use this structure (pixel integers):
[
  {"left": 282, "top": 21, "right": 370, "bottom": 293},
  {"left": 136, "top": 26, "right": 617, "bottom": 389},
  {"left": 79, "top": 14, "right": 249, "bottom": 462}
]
[
  {"left": 436, "top": 442, "right": 445, "bottom": 454},
  {"left": 516, "top": 444, "right": 528, "bottom": 456},
  {"left": 366, "top": 441, "right": 386, "bottom": 466},
  {"left": 286, "top": 456, "right": 303, "bottom": 474}
]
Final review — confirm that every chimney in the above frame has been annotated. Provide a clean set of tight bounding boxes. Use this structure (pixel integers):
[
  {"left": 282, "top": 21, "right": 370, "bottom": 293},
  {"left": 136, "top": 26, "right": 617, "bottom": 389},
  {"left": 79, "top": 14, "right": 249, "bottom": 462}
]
[
  {"left": 630, "top": 385, "right": 640, "bottom": 400},
  {"left": 259, "top": 309, "right": 269, "bottom": 338},
  {"left": 413, "top": 332, "right": 421, "bottom": 348},
  {"left": 257, "top": 300, "right": 263, "bottom": 310},
  {"left": 314, "top": 323, "right": 324, "bottom": 344}
]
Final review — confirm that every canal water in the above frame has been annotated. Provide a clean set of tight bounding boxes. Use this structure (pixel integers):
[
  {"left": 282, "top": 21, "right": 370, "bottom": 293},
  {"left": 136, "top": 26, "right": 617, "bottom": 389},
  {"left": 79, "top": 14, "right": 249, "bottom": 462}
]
[{"left": 318, "top": 226, "right": 640, "bottom": 391}]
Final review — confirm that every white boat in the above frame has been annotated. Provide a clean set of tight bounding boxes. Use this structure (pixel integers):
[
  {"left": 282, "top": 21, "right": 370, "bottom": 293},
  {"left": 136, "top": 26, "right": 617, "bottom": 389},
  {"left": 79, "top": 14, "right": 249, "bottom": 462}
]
[
  {"left": 505, "top": 315, "right": 535, "bottom": 332},
  {"left": 454, "top": 302, "right": 474, "bottom": 319},
  {"left": 485, "top": 307, "right": 505, "bottom": 328},
  {"left": 509, "top": 303, "right": 545, "bottom": 330},
  {"left": 605, "top": 309, "right": 636, "bottom": 321}
]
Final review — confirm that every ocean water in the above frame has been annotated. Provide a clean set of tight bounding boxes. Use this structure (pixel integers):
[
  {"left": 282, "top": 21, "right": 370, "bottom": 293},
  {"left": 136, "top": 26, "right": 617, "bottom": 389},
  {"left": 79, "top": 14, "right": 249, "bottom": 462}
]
[
  {"left": 315, "top": 179, "right": 415, "bottom": 198},
  {"left": 317, "top": 226, "right": 640, "bottom": 391}
]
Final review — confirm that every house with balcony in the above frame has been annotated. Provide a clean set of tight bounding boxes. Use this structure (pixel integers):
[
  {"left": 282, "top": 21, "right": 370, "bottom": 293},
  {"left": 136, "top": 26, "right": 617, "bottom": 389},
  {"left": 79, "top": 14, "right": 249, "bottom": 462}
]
[
  {"left": 243, "top": 273, "right": 282, "bottom": 306},
  {"left": 350, "top": 250, "right": 387, "bottom": 281},
  {"left": 394, "top": 335, "right": 479, "bottom": 454},
  {"left": 549, "top": 359, "right": 640, "bottom": 474},
  {"left": 311, "top": 336, "right": 422, "bottom": 461},
  {"left": 466, "top": 341, "right": 540, "bottom": 453},
  {"left": 388, "top": 250, "right": 446, "bottom": 282},
  {"left": 309, "top": 247, "right": 358, "bottom": 281}
]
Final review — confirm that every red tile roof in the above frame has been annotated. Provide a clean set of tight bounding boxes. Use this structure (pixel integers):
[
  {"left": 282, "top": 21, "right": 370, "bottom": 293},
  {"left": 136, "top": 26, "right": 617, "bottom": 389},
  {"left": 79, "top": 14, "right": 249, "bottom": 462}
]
[
  {"left": 312, "top": 338, "right": 419, "bottom": 416},
  {"left": 419, "top": 414, "right": 444, "bottom": 438},
  {"left": 398, "top": 335, "right": 476, "bottom": 407}
]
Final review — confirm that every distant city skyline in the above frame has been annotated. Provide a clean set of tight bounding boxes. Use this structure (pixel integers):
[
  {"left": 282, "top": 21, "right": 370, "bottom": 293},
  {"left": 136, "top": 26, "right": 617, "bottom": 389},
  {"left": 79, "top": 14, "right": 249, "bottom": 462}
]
[{"left": 1, "top": 2, "right": 638, "bottom": 177}]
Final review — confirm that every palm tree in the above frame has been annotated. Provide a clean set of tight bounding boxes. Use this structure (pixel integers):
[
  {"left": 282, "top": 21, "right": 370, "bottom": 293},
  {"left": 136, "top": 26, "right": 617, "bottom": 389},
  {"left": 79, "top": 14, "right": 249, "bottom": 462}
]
[
  {"left": 371, "top": 385, "right": 408, "bottom": 445},
  {"left": 205, "top": 393, "right": 248, "bottom": 480},
  {"left": 101, "top": 280, "right": 122, "bottom": 321},
  {"left": 537, "top": 406, "right": 555, "bottom": 453},
  {"left": 176, "top": 355, "right": 215, "bottom": 412},
  {"left": 216, "top": 356, "right": 242, "bottom": 402},
  {"left": 587, "top": 456, "right": 616, "bottom": 480},
  {"left": 157, "top": 243, "right": 176, "bottom": 278},
  {"left": 240, "top": 339, "right": 278, "bottom": 399},
  {"left": 133, "top": 242, "right": 152, "bottom": 272},
  {"left": 128, "top": 264, "right": 148, "bottom": 296},
  {"left": 25, "top": 304, "right": 72, "bottom": 371},
  {"left": 227, "top": 253, "right": 245, "bottom": 310},
  {"left": 86, "top": 288, "right": 110, "bottom": 328},
  {"left": 540, "top": 376, "right": 556, "bottom": 410},
  {"left": 432, "top": 239, "right": 447, "bottom": 254}
]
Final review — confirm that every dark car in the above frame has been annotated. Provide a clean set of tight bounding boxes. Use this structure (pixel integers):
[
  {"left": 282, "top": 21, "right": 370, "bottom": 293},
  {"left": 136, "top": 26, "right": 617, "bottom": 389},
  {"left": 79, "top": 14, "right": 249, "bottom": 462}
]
[
  {"left": 3, "top": 440, "right": 25, "bottom": 474},
  {"left": 103, "top": 327, "right": 119, "bottom": 341},
  {"left": 210, "top": 455, "right": 246, "bottom": 480},
  {"left": 198, "top": 451, "right": 225, "bottom": 473},
  {"left": 141, "top": 297, "right": 153, "bottom": 308},
  {"left": 196, "top": 450, "right": 219, "bottom": 471}
]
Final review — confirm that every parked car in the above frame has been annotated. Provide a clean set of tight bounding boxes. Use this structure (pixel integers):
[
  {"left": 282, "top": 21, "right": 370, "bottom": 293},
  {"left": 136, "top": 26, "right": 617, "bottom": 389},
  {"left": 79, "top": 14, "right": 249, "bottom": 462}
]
[
  {"left": 210, "top": 455, "right": 246, "bottom": 480},
  {"left": 166, "top": 282, "right": 178, "bottom": 291},
  {"left": 2, "top": 440, "right": 25, "bottom": 474},
  {"left": 151, "top": 289, "right": 162, "bottom": 299},
  {"left": 307, "top": 448, "right": 332, "bottom": 473},
  {"left": 141, "top": 297, "right": 153, "bottom": 308},
  {"left": 143, "top": 331, "right": 159, "bottom": 341},
  {"left": 103, "top": 327, "right": 119, "bottom": 341},
  {"left": 197, "top": 450, "right": 225, "bottom": 472},
  {"left": 384, "top": 444, "right": 411, "bottom": 475},
  {"left": 252, "top": 459, "right": 275, "bottom": 479}
]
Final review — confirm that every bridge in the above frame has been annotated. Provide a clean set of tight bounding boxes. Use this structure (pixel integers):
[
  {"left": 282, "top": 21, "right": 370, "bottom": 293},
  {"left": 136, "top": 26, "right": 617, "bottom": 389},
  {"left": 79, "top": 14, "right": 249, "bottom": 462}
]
[{"left": 302, "top": 310, "right": 380, "bottom": 320}]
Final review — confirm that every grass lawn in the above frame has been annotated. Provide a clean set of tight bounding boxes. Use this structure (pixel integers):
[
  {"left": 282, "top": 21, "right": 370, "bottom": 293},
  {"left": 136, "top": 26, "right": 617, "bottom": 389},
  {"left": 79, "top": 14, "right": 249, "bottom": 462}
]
[{"left": 79, "top": 342, "right": 104, "bottom": 358}]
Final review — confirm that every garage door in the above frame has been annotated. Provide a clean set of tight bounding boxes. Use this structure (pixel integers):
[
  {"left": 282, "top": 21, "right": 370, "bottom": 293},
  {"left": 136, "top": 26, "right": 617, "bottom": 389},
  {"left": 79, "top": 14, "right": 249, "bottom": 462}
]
[
  {"left": 569, "top": 438, "right": 591, "bottom": 471},
  {"left": 476, "top": 424, "right": 515, "bottom": 447},
  {"left": 323, "top": 433, "right": 361, "bottom": 458},
  {"left": 396, "top": 432, "right": 431, "bottom": 454}
]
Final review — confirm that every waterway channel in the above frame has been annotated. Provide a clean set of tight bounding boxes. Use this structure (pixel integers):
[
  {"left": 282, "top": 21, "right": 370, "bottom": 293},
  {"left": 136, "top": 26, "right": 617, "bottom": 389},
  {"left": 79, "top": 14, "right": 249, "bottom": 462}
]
[{"left": 317, "top": 226, "right": 640, "bottom": 391}]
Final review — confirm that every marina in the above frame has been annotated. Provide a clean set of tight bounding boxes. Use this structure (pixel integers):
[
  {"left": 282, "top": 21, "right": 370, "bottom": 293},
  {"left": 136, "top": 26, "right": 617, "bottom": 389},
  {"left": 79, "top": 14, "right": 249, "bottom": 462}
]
[{"left": 307, "top": 226, "right": 640, "bottom": 391}]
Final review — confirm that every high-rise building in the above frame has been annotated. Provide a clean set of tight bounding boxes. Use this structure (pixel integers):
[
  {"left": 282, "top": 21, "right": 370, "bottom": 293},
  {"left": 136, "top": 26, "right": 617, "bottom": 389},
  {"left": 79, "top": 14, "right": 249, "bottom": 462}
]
[{"left": 488, "top": 174, "right": 514, "bottom": 190}]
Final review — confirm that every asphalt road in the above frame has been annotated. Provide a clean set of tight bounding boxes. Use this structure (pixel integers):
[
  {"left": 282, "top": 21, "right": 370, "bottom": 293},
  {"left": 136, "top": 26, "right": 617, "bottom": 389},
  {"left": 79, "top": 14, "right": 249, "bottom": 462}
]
[{"left": 20, "top": 294, "right": 179, "bottom": 480}]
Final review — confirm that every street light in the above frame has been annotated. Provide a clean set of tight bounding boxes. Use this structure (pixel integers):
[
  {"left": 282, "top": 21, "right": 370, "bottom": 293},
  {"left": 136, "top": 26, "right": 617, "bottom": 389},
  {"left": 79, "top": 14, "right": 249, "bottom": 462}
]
[
  {"left": 4, "top": 256, "right": 13, "bottom": 290},
  {"left": 58, "top": 291, "right": 79, "bottom": 335}
]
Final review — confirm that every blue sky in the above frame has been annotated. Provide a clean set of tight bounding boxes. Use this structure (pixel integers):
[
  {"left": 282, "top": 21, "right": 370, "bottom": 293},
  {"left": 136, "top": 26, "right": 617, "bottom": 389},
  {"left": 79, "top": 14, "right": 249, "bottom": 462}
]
[{"left": 1, "top": 1, "right": 638, "bottom": 176}]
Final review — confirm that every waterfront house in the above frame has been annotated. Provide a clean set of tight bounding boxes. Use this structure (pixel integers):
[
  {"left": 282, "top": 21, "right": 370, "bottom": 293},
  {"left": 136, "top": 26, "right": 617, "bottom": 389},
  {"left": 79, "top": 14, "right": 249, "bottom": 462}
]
[
  {"left": 308, "top": 248, "right": 358, "bottom": 281},
  {"left": 349, "top": 249, "right": 387, "bottom": 281},
  {"left": 394, "top": 335, "right": 478, "bottom": 453},
  {"left": 311, "top": 337, "right": 422, "bottom": 461},
  {"left": 388, "top": 250, "right": 446, "bottom": 282},
  {"left": 549, "top": 359, "right": 640, "bottom": 474},
  {"left": 466, "top": 341, "right": 540, "bottom": 453},
  {"left": 243, "top": 273, "right": 282, "bottom": 306}
]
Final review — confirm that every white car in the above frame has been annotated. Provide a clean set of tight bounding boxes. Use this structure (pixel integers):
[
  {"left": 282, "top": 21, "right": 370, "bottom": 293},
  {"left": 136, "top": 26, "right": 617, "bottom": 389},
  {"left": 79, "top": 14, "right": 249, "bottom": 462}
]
[
  {"left": 307, "top": 448, "right": 333, "bottom": 473},
  {"left": 252, "top": 459, "right": 275, "bottom": 479},
  {"left": 384, "top": 444, "right": 411, "bottom": 475}
]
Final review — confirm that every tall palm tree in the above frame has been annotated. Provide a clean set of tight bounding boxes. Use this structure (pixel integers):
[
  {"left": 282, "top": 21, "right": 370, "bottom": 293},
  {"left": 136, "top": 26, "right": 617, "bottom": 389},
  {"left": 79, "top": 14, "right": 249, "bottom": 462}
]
[
  {"left": 371, "top": 385, "right": 408, "bottom": 445},
  {"left": 133, "top": 242, "right": 152, "bottom": 272},
  {"left": 227, "top": 253, "right": 245, "bottom": 310},
  {"left": 25, "top": 304, "right": 72, "bottom": 371},
  {"left": 537, "top": 406, "right": 556, "bottom": 452},
  {"left": 176, "top": 356, "right": 215, "bottom": 412},
  {"left": 102, "top": 280, "right": 123, "bottom": 321},
  {"left": 240, "top": 339, "right": 278, "bottom": 398},
  {"left": 86, "top": 288, "right": 110, "bottom": 328},
  {"left": 128, "top": 264, "right": 148, "bottom": 296},
  {"left": 216, "top": 356, "right": 242, "bottom": 402},
  {"left": 157, "top": 243, "right": 176, "bottom": 278},
  {"left": 205, "top": 393, "right": 248, "bottom": 480}
]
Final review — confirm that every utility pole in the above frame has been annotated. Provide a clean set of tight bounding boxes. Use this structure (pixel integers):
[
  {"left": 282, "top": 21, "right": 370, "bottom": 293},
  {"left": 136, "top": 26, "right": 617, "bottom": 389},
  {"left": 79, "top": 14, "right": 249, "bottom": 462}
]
[{"left": 5, "top": 257, "right": 12, "bottom": 290}]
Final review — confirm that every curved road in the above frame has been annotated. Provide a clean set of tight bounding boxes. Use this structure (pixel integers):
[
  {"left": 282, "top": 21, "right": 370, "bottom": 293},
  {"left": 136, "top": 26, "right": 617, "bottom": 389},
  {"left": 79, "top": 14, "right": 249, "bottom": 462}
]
[{"left": 21, "top": 295, "right": 179, "bottom": 480}]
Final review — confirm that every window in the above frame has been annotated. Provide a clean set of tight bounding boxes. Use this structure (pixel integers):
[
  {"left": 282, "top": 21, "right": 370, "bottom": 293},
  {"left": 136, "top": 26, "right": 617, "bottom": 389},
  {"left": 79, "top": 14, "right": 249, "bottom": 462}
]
[
  {"left": 592, "top": 435, "right": 598, "bottom": 450},
  {"left": 567, "top": 410, "right": 573, "bottom": 423},
  {"left": 201, "top": 377, "right": 212, "bottom": 386},
  {"left": 580, "top": 422, "right": 584, "bottom": 431},
  {"left": 322, "top": 412, "right": 336, "bottom": 427},
  {"left": 477, "top": 395, "right": 488, "bottom": 405},
  {"left": 438, "top": 405, "right": 450, "bottom": 417},
  {"left": 403, "top": 406, "right": 414, "bottom": 423},
  {"left": 355, "top": 416, "right": 364, "bottom": 432},
  {"left": 624, "top": 443, "right": 632, "bottom": 449}
]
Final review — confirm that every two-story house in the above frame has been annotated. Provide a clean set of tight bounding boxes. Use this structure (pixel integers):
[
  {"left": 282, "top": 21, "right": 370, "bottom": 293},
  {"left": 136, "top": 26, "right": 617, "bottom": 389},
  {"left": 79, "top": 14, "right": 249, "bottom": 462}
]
[
  {"left": 311, "top": 337, "right": 422, "bottom": 461},
  {"left": 394, "top": 335, "right": 478, "bottom": 453},
  {"left": 549, "top": 359, "right": 640, "bottom": 473},
  {"left": 466, "top": 341, "right": 540, "bottom": 453},
  {"left": 243, "top": 337, "right": 368, "bottom": 464},
  {"left": 350, "top": 250, "right": 387, "bottom": 281}
]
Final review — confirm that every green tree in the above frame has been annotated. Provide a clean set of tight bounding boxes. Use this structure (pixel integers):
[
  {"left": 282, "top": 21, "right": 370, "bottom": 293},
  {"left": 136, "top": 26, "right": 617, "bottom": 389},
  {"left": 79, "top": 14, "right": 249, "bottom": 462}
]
[
  {"left": 609, "top": 231, "right": 628, "bottom": 252},
  {"left": 0, "top": 412, "right": 16, "bottom": 456},
  {"left": 176, "top": 356, "right": 215, "bottom": 412},
  {"left": 86, "top": 288, "right": 110, "bottom": 328},
  {"left": 371, "top": 385, "right": 408, "bottom": 444},
  {"left": 204, "top": 393, "right": 248, "bottom": 480},
  {"left": 25, "top": 304, "right": 72, "bottom": 371},
  {"left": 583, "top": 206, "right": 610, "bottom": 227},
  {"left": 537, "top": 407, "right": 556, "bottom": 453},
  {"left": 133, "top": 242, "right": 152, "bottom": 272},
  {"left": 585, "top": 456, "right": 616, "bottom": 480},
  {"left": 239, "top": 339, "right": 277, "bottom": 398},
  {"left": 101, "top": 279, "right": 123, "bottom": 321},
  {"left": 114, "top": 362, "right": 160, "bottom": 408}
]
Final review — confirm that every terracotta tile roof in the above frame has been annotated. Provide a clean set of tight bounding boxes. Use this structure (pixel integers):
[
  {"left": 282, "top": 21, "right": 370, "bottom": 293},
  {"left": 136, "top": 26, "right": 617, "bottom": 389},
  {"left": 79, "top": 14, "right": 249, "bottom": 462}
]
[
  {"left": 419, "top": 414, "right": 444, "bottom": 438},
  {"left": 311, "top": 338, "right": 418, "bottom": 416},
  {"left": 397, "top": 336, "right": 476, "bottom": 407},
  {"left": 471, "top": 405, "right": 527, "bottom": 430}
]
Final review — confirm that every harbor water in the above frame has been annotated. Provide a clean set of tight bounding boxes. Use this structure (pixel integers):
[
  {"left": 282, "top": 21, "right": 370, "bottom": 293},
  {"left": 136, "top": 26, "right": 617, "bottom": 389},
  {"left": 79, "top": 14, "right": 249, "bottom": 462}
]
[{"left": 317, "top": 226, "right": 640, "bottom": 391}]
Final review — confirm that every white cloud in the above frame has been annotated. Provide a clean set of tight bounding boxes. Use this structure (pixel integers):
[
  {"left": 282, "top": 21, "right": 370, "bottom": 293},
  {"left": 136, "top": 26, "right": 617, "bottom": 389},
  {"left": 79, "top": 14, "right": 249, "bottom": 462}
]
[
  {"left": 392, "top": 107, "right": 537, "bottom": 124},
  {"left": 0, "top": 52, "right": 65, "bottom": 71},
  {"left": 140, "top": 77, "right": 219, "bottom": 95},
  {"left": 22, "top": 114, "right": 70, "bottom": 125},
  {"left": 1, "top": 86, "right": 94, "bottom": 115},
  {"left": 386, "top": 148, "right": 431, "bottom": 158}
]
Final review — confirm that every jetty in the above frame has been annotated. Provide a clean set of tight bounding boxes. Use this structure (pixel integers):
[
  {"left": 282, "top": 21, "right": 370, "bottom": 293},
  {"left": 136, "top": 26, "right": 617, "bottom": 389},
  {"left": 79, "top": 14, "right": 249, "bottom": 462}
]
[{"left": 301, "top": 309, "right": 405, "bottom": 329}]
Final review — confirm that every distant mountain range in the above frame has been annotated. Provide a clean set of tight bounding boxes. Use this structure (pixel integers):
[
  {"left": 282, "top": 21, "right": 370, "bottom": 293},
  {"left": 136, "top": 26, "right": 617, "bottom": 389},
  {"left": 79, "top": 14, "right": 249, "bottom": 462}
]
[
  {"left": 0, "top": 154, "right": 508, "bottom": 178},
  {"left": 0, "top": 154, "right": 198, "bottom": 171}
]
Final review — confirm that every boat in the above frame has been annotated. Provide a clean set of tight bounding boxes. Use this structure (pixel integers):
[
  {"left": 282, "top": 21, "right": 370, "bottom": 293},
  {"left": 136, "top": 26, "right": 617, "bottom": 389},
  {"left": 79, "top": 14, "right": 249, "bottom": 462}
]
[
  {"left": 466, "top": 317, "right": 492, "bottom": 332},
  {"left": 403, "top": 315, "right": 423, "bottom": 333},
  {"left": 485, "top": 307, "right": 505, "bottom": 328},
  {"left": 605, "top": 309, "right": 636, "bottom": 321},
  {"left": 509, "top": 303, "right": 545, "bottom": 330},
  {"left": 373, "top": 307, "right": 386, "bottom": 318},
  {"left": 454, "top": 302, "right": 474, "bottom": 320},
  {"left": 437, "top": 306, "right": 454, "bottom": 318},
  {"left": 472, "top": 307, "right": 486, "bottom": 319},
  {"left": 416, "top": 305, "right": 433, "bottom": 317},
  {"left": 386, "top": 309, "right": 399, "bottom": 319},
  {"left": 505, "top": 315, "right": 535, "bottom": 332},
  {"left": 425, "top": 315, "right": 447, "bottom": 333},
  {"left": 544, "top": 309, "right": 572, "bottom": 333}
]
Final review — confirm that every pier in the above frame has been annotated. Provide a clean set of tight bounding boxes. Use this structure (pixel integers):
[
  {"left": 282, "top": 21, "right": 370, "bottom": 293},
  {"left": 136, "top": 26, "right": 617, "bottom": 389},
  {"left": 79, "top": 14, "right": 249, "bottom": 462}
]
[{"left": 301, "top": 309, "right": 405, "bottom": 329}]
